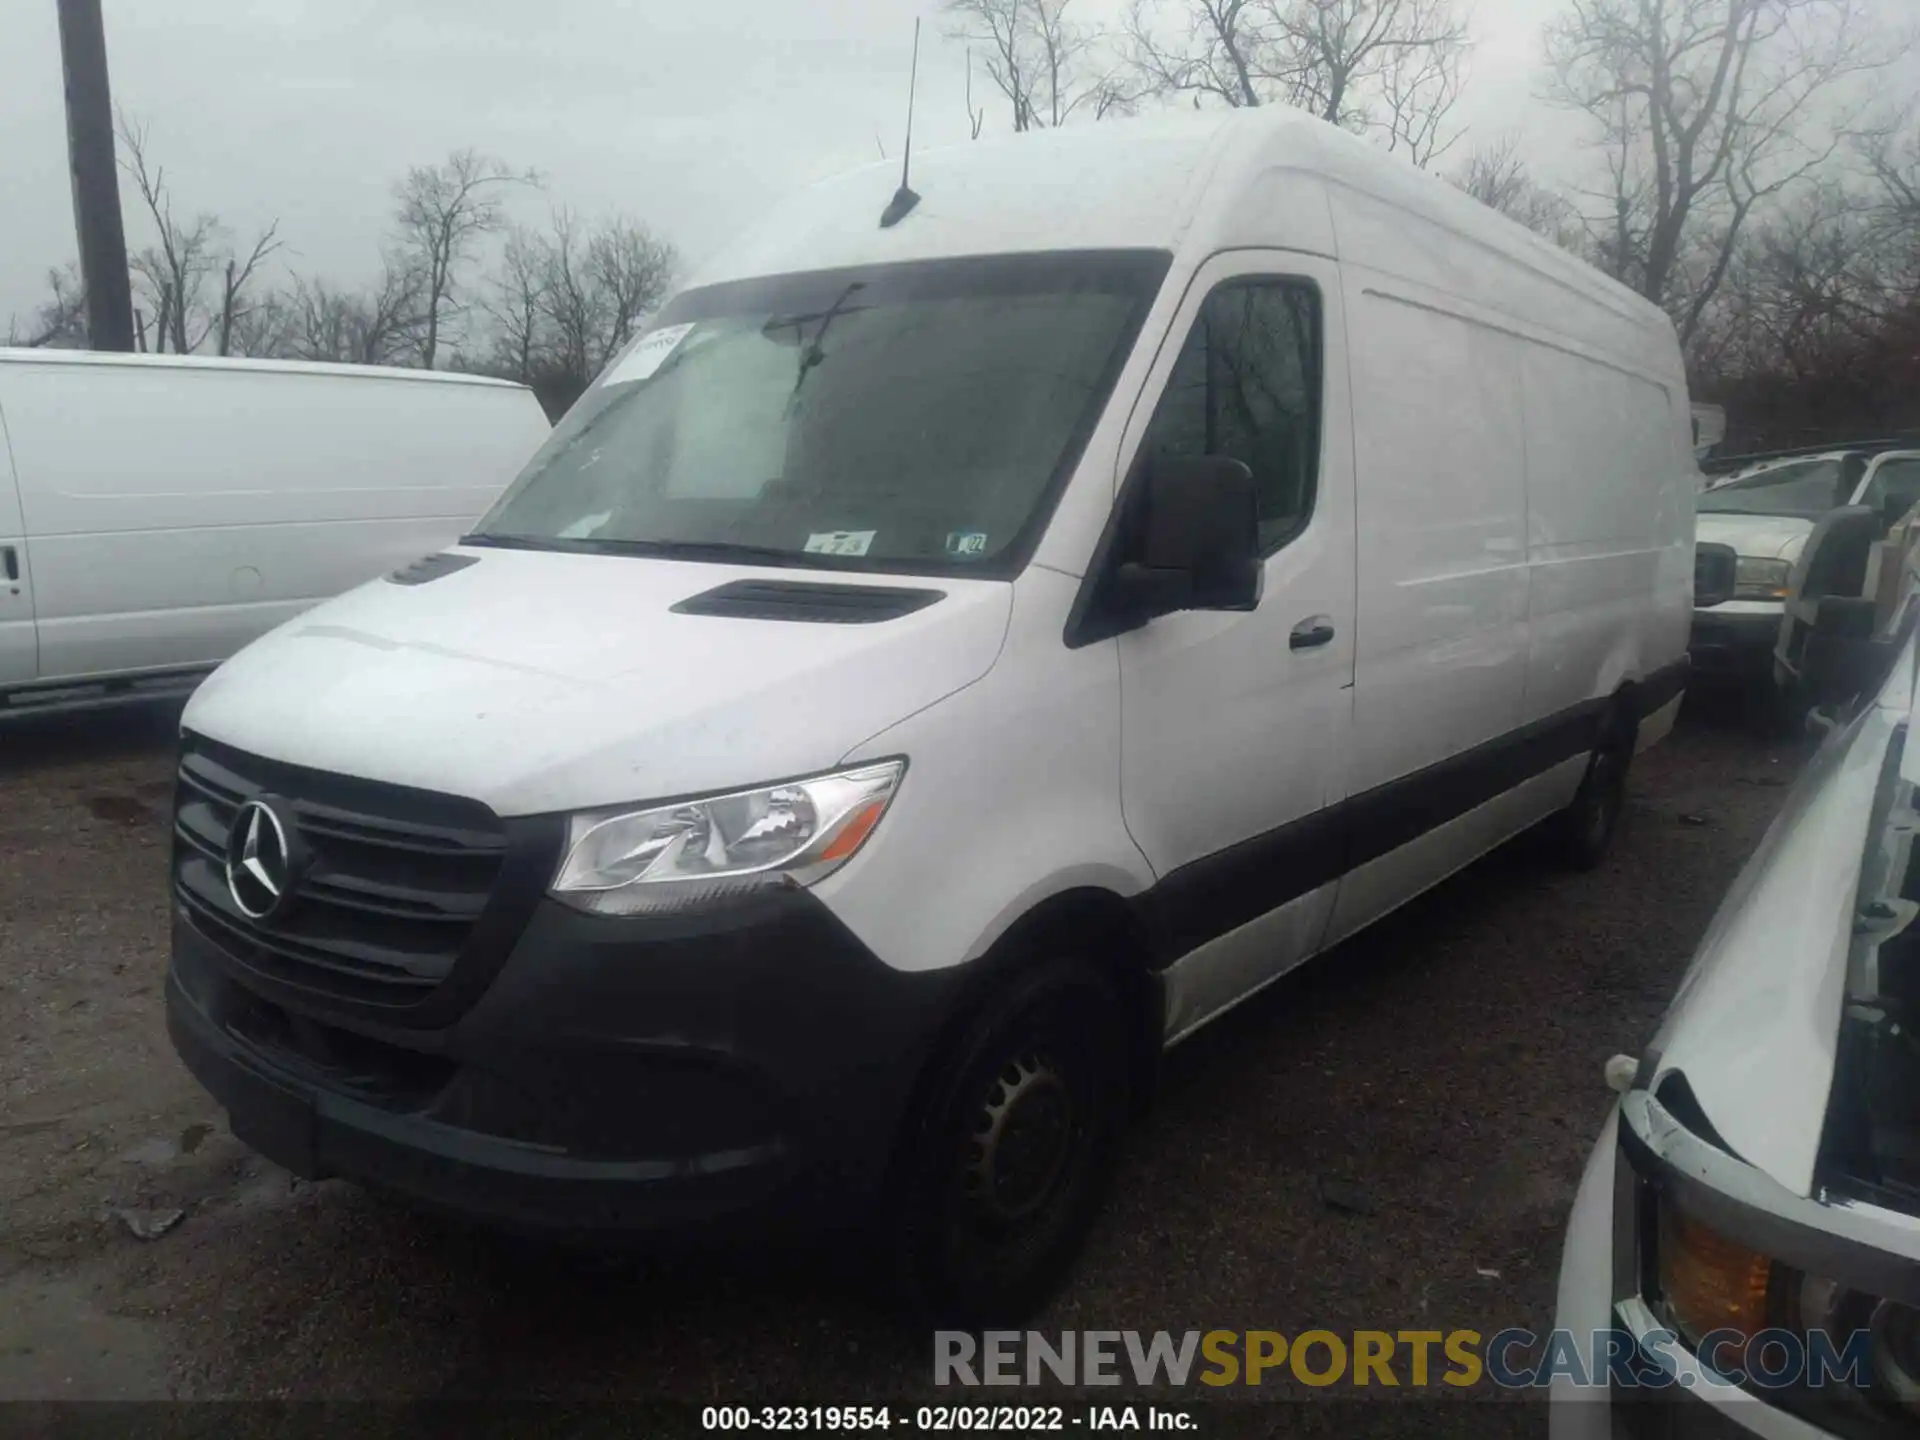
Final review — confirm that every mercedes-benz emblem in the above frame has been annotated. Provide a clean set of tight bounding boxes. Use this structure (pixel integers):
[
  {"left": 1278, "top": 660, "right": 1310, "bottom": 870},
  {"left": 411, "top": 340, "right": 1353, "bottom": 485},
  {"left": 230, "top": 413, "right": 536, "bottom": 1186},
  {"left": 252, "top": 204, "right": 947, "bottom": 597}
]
[{"left": 224, "top": 798, "right": 300, "bottom": 921}]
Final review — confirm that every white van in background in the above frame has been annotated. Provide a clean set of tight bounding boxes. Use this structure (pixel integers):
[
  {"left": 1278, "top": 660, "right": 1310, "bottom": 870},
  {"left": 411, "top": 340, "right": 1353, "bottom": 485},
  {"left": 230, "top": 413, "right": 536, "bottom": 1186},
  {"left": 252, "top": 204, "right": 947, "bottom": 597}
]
[
  {"left": 164, "top": 106, "right": 1696, "bottom": 1324},
  {"left": 0, "top": 350, "right": 550, "bottom": 715}
]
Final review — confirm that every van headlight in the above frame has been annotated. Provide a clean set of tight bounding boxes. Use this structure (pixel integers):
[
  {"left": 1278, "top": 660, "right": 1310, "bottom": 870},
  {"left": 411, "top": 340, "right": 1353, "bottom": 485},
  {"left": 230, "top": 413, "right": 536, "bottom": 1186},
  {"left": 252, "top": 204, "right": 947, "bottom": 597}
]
[
  {"left": 550, "top": 761, "right": 904, "bottom": 916},
  {"left": 1734, "top": 556, "right": 1793, "bottom": 600}
]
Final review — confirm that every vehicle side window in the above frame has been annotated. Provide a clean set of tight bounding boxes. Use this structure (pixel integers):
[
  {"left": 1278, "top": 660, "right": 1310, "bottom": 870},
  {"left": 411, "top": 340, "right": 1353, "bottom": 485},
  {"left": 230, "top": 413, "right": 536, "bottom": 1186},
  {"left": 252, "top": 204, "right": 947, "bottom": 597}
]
[
  {"left": 1138, "top": 279, "right": 1322, "bottom": 555},
  {"left": 1862, "top": 458, "right": 1920, "bottom": 517}
]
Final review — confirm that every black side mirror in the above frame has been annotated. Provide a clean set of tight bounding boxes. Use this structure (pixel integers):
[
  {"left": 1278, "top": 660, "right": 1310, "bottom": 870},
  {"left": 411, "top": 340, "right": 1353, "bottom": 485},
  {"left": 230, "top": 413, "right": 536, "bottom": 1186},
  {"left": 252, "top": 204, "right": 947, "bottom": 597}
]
[
  {"left": 1803, "top": 596, "right": 1888, "bottom": 708},
  {"left": 1694, "top": 542, "right": 1736, "bottom": 609},
  {"left": 1111, "top": 455, "right": 1262, "bottom": 620}
]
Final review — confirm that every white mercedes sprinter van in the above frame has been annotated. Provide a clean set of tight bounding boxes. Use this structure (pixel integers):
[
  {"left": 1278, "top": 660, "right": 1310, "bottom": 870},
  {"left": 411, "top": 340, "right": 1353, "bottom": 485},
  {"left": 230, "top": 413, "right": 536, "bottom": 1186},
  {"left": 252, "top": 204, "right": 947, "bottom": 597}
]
[
  {"left": 165, "top": 107, "right": 1694, "bottom": 1322},
  {"left": 0, "top": 350, "right": 550, "bottom": 716}
]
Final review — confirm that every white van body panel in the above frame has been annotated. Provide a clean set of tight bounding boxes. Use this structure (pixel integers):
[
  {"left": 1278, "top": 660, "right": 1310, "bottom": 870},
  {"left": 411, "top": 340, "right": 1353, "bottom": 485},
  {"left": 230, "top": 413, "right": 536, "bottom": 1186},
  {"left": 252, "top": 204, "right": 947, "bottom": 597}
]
[
  {"left": 1344, "top": 288, "right": 1533, "bottom": 787},
  {"left": 825, "top": 566, "right": 1155, "bottom": 974},
  {"left": 185, "top": 548, "right": 1014, "bottom": 819},
  {"left": 1324, "top": 756, "right": 1588, "bottom": 948},
  {"left": 0, "top": 350, "right": 549, "bottom": 695}
]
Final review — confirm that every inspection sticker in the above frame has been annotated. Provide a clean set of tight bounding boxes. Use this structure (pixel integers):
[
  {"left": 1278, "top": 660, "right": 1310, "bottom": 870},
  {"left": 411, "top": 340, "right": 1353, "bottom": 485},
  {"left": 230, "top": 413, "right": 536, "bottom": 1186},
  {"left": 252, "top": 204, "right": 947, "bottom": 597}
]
[
  {"left": 803, "top": 530, "right": 876, "bottom": 557},
  {"left": 946, "top": 531, "right": 989, "bottom": 557},
  {"left": 602, "top": 323, "right": 696, "bottom": 387}
]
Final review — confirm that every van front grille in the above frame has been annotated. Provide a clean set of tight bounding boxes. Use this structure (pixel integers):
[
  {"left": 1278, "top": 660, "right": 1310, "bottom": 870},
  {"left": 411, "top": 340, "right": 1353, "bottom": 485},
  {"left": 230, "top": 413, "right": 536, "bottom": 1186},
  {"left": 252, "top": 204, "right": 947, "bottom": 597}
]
[{"left": 172, "top": 735, "right": 517, "bottom": 1016}]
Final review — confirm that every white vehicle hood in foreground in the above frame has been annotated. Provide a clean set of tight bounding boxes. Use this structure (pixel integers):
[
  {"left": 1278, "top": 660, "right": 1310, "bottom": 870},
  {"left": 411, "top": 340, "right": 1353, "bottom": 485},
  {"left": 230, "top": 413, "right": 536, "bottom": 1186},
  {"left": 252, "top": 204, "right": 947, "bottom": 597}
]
[
  {"left": 1694, "top": 511, "right": 1816, "bottom": 561},
  {"left": 183, "top": 547, "right": 1012, "bottom": 817},
  {"left": 1647, "top": 639, "right": 1919, "bottom": 1195}
]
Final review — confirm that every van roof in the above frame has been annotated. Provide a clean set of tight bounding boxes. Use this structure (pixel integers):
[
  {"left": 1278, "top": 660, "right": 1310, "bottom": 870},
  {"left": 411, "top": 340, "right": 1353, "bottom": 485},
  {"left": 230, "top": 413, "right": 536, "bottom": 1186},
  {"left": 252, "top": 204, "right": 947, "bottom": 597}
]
[
  {"left": 0, "top": 347, "right": 529, "bottom": 390},
  {"left": 692, "top": 105, "right": 1672, "bottom": 347}
]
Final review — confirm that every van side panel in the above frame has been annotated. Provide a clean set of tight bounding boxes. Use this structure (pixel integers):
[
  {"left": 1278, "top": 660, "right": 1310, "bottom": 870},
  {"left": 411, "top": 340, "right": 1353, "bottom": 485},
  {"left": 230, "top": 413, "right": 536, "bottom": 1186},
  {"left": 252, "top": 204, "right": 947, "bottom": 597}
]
[
  {"left": 1343, "top": 283, "right": 1531, "bottom": 790},
  {"left": 1519, "top": 344, "right": 1672, "bottom": 723},
  {"left": 1, "top": 363, "right": 547, "bottom": 683}
]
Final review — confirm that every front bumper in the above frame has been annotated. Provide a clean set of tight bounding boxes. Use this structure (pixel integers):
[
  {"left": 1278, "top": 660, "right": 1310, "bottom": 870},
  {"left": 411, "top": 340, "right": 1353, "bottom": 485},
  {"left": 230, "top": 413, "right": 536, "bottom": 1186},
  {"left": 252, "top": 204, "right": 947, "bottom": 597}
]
[
  {"left": 167, "top": 888, "right": 963, "bottom": 1237},
  {"left": 1690, "top": 606, "right": 1784, "bottom": 679}
]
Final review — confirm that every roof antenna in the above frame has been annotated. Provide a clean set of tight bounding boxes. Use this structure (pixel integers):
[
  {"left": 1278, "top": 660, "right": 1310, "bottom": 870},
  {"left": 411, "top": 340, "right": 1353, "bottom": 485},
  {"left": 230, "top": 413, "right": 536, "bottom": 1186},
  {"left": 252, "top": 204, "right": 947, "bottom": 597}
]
[{"left": 880, "top": 17, "right": 923, "bottom": 229}]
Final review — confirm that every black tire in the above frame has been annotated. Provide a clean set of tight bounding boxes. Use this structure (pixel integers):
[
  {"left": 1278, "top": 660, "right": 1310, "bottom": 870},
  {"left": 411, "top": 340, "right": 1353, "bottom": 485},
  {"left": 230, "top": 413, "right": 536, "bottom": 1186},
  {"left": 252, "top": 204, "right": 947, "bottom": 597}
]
[
  {"left": 885, "top": 956, "right": 1130, "bottom": 1327},
  {"left": 1545, "top": 718, "right": 1635, "bottom": 870}
]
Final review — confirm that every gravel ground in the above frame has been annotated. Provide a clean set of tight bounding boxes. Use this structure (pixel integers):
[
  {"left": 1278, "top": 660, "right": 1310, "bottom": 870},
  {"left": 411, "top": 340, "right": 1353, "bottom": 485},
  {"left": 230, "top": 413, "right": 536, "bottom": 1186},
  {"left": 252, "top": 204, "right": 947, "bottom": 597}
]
[{"left": 0, "top": 694, "right": 1803, "bottom": 1434}]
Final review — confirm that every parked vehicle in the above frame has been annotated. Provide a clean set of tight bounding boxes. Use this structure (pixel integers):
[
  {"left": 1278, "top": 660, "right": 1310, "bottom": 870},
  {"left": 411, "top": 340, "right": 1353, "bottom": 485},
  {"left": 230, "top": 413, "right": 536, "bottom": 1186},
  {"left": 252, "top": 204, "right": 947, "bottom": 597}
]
[
  {"left": 1551, "top": 510, "right": 1920, "bottom": 1439},
  {"left": 163, "top": 106, "right": 1696, "bottom": 1322},
  {"left": 1691, "top": 442, "right": 1920, "bottom": 693},
  {"left": 0, "top": 350, "right": 551, "bottom": 716}
]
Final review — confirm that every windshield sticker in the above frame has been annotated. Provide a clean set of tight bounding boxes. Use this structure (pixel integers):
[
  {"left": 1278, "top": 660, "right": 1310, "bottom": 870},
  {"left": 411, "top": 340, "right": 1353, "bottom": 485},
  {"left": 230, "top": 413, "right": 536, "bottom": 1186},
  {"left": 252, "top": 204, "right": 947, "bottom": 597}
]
[
  {"left": 557, "top": 510, "right": 612, "bottom": 540},
  {"left": 602, "top": 323, "right": 696, "bottom": 387},
  {"left": 804, "top": 530, "right": 876, "bottom": 557},
  {"left": 945, "top": 531, "right": 989, "bottom": 558}
]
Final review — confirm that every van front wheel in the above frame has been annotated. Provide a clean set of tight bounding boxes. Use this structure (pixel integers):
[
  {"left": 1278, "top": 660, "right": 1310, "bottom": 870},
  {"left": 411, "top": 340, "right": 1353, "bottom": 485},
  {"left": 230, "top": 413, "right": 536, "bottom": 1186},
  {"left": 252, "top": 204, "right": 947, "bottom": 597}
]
[
  {"left": 886, "top": 956, "right": 1129, "bottom": 1327},
  {"left": 1545, "top": 722, "right": 1634, "bottom": 870}
]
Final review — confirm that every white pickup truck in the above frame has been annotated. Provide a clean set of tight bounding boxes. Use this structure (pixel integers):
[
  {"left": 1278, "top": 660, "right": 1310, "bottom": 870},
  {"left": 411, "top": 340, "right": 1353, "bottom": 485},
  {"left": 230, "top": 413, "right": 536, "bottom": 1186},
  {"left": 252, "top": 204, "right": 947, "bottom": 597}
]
[{"left": 1554, "top": 501, "right": 1920, "bottom": 1438}]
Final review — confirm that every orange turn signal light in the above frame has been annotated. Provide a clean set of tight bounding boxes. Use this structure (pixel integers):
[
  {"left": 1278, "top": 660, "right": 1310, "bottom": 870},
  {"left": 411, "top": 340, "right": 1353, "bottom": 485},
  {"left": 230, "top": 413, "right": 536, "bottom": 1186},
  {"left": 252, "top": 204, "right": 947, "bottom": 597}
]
[
  {"left": 1658, "top": 1205, "right": 1772, "bottom": 1344},
  {"left": 817, "top": 799, "right": 887, "bottom": 864}
]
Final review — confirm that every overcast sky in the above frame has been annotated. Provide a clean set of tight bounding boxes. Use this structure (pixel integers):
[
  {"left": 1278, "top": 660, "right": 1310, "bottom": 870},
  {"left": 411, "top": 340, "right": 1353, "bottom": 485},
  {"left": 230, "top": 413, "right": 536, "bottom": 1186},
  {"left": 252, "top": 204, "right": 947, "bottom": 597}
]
[{"left": 0, "top": 0, "right": 1594, "bottom": 334}]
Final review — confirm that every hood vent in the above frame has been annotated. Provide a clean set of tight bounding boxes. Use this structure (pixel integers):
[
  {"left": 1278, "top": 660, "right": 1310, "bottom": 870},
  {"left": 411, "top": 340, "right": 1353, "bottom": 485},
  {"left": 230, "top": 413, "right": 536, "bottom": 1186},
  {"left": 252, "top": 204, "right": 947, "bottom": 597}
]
[
  {"left": 671, "top": 579, "right": 945, "bottom": 624},
  {"left": 388, "top": 553, "right": 479, "bottom": 586}
]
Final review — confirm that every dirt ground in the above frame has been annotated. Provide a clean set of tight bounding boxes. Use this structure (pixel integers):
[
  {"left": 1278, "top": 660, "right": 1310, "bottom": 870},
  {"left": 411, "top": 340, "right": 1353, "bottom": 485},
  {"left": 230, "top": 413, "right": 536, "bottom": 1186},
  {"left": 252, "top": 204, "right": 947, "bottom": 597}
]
[{"left": 0, "top": 695, "right": 1802, "bottom": 1430}]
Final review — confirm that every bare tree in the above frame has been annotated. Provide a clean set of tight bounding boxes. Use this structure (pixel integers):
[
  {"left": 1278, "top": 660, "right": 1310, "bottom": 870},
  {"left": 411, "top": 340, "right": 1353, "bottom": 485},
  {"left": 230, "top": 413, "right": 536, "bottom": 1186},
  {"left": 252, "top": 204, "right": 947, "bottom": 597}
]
[
  {"left": 114, "top": 113, "right": 287, "bottom": 356},
  {"left": 392, "top": 149, "right": 535, "bottom": 369},
  {"left": 213, "top": 223, "right": 284, "bottom": 357},
  {"left": 535, "top": 208, "right": 599, "bottom": 388},
  {"left": 1453, "top": 135, "right": 1584, "bottom": 245},
  {"left": 289, "top": 258, "right": 424, "bottom": 367},
  {"left": 483, "top": 224, "right": 552, "bottom": 384},
  {"left": 1125, "top": 0, "right": 1268, "bottom": 107},
  {"left": 944, "top": 0, "right": 1132, "bottom": 131},
  {"left": 116, "top": 115, "right": 221, "bottom": 353},
  {"left": 226, "top": 288, "right": 295, "bottom": 359},
  {"left": 4, "top": 264, "right": 89, "bottom": 349},
  {"left": 586, "top": 219, "right": 677, "bottom": 364},
  {"left": 1372, "top": 4, "right": 1467, "bottom": 166},
  {"left": 529, "top": 208, "right": 678, "bottom": 383},
  {"left": 1279, "top": 0, "right": 1466, "bottom": 137},
  {"left": 1545, "top": 0, "right": 1898, "bottom": 344},
  {"left": 1124, "top": 0, "right": 1467, "bottom": 162}
]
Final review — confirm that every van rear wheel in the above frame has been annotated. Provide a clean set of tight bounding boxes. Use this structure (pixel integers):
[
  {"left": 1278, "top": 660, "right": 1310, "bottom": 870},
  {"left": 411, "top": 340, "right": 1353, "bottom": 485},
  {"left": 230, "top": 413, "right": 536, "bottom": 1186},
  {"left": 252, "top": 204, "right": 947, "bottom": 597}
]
[
  {"left": 886, "top": 956, "right": 1128, "bottom": 1327},
  {"left": 1545, "top": 721, "right": 1634, "bottom": 870}
]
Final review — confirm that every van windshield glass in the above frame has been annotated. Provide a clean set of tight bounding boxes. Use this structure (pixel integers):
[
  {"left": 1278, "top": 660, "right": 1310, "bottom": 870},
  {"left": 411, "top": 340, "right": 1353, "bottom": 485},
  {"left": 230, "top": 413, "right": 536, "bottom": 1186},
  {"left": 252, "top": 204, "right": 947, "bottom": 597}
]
[
  {"left": 1698, "top": 459, "right": 1845, "bottom": 519},
  {"left": 469, "top": 251, "right": 1169, "bottom": 577}
]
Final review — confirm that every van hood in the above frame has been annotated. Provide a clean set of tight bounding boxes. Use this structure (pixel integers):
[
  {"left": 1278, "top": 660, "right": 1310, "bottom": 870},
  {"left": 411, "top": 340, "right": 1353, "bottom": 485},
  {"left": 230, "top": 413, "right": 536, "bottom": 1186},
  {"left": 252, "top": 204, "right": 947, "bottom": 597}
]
[
  {"left": 1694, "top": 512, "right": 1815, "bottom": 561},
  {"left": 182, "top": 547, "right": 1012, "bottom": 817},
  {"left": 1646, "top": 640, "right": 1917, "bottom": 1195}
]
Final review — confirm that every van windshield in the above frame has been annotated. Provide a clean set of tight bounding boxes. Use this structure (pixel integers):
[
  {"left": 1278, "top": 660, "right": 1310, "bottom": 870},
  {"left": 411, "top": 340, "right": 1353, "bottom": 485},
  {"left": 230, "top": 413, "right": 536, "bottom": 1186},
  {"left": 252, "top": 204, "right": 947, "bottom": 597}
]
[
  {"left": 469, "top": 251, "right": 1169, "bottom": 577},
  {"left": 1698, "top": 458, "right": 1846, "bottom": 519}
]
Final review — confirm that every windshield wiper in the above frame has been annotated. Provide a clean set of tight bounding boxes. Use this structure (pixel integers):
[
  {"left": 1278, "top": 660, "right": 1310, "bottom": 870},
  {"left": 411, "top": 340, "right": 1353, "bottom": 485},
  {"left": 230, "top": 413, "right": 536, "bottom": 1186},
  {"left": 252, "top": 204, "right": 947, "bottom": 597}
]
[
  {"left": 460, "top": 532, "right": 561, "bottom": 552},
  {"left": 463, "top": 534, "right": 833, "bottom": 567},
  {"left": 781, "top": 282, "right": 866, "bottom": 413},
  {"left": 561, "top": 537, "right": 816, "bottom": 565}
]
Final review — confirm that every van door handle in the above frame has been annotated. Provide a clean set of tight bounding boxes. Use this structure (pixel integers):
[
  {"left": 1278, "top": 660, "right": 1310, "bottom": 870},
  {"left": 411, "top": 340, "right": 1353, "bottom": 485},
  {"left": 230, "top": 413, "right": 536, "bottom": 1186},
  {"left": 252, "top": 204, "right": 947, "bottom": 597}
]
[
  {"left": 1, "top": 546, "right": 16, "bottom": 584},
  {"left": 1289, "top": 616, "right": 1335, "bottom": 650}
]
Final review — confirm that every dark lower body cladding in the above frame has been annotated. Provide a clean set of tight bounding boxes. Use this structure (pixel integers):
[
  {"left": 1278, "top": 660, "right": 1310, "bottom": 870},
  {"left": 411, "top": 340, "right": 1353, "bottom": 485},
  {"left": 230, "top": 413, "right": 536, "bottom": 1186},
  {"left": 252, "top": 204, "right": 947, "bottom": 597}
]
[{"left": 166, "top": 889, "right": 962, "bottom": 1239}]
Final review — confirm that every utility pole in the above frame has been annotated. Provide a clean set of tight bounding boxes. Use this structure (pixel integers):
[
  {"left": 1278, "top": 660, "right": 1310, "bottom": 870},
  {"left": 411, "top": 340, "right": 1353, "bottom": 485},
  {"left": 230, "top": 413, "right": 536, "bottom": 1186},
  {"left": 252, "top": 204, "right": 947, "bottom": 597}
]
[{"left": 57, "top": 0, "right": 135, "bottom": 351}]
